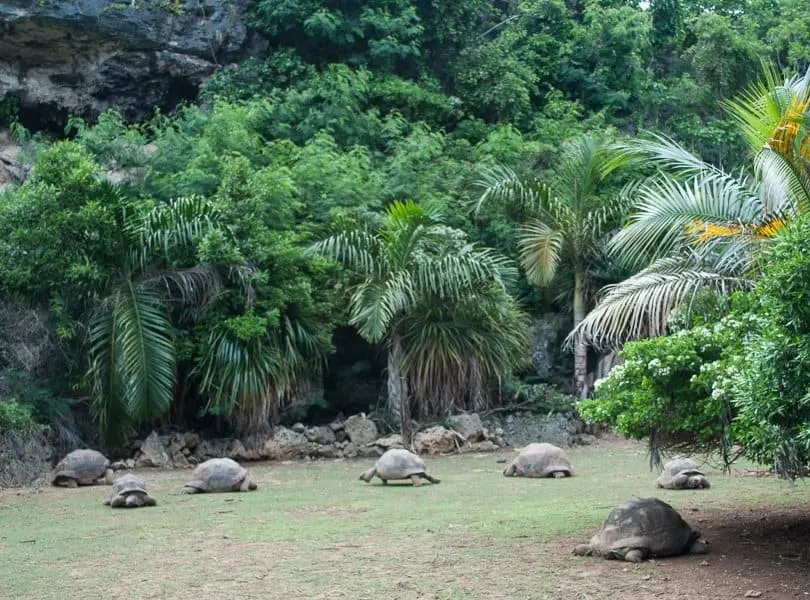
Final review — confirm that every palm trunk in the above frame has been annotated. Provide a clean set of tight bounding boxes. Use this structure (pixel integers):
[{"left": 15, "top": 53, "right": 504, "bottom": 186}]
[
  {"left": 387, "top": 335, "right": 412, "bottom": 445},
  {"left": 573, "top": 268, "right": 588, "bottom": 399}
]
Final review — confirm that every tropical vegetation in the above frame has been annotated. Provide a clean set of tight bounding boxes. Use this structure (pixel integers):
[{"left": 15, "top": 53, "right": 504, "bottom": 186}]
[{"left": 1, "top": 0, "right": 810, "bottom": 473}]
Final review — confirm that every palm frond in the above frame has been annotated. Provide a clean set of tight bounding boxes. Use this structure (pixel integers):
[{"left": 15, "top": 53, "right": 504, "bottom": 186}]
[
  {"left": 474, "top": 165, "right": 551, "bottom": 215},
  {"left": 131, "top": 195, "right": 219, "bottom": 269},
  {"left": 723, "top": 64, "right": 810, "bottom": 154},
  {"left": 87, "top": 303, "right": 132, "bottom": 448},
  {"left": 116, "top": 282, "right": 176, "bottom": 422},
  {"left": 518, "top": 220, "right": 564, "bottom": 286},
  {"left": 306, "top": 229, "right": 386, "bottom": 278},
  {"left": 569, "top": 255, "right": 749, "bottom": 350},
  {"left": 614, "top": 134, "right": 743, "bottom": 184},
  {"left": 146, "top": 264, "right": 223, "bottom": 310},
  {"left": 755, "top": 149, "right": 810, "bottom": 214},
  {"left": 608, "top": 174, "right": 761, "bottom": 269},
  {"left": 87, "top": 282, "right": 175, "bottom": 445}
]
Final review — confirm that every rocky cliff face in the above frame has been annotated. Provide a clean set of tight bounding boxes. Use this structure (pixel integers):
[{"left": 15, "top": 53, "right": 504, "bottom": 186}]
[{"left": 0, "top": 0, "right": 260, "bottom": 131}]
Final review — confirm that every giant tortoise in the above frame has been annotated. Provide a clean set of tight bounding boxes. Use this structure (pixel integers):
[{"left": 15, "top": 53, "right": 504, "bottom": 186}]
[
  {"left": 572, "top": 496, "right": 708, "bottom": 562},
  {"left": 104, "top": 474, "right": 157, "bottom": 508},
  {"left": 51, "top": 449, "right": 114, "bottom": 488},
  {"left": 180, "top": 458, "right": 257, "bottom": 494},
  {"left": 360, "top": 449, "right": 440, "bottom": 486},
  {"left": 502, "top": 443, "right": 573, "bottom": 478},
  {"left": 656, "top": 457, "right": 710, "bottom": 490}
]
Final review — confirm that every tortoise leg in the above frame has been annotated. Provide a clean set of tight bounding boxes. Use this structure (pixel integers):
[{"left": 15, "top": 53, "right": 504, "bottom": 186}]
[
  {"left": 624, "top": 549, "right": 648, "bottom": 563},
  {"left": 552, "top": 471, "right": 565, "bottom": 479},
  {"left": 110, "top": 495, "right": 126, "bottom": 508},
  {"left": 381, "top": 479, "right": 388, "bottom": 485},
  {"left": 422, "top": 474, "right": 441, "bottom": 484},
  {"left": 410, "top": 474, "right": 422, "bottom": 487},
  {"left": 359, "top": 468, "right": 376, "bottom": 483},
  {"left": 143, "top": 495, "right": 157, "bottom": 507},
  {"left": 65, "top": 479, "right": 78, "bottom": 489},
  {"left": 104, "top": 469, "right": 115, "bottom": 485},
  {"left": 571, "top": 544, "right": 592, "bottom": 556},
  {"left": 180, "top": 486, "right": 199, "bottom": 494},
  {"left": 502, "top": 462, "right": 516, "bottom": 477}
]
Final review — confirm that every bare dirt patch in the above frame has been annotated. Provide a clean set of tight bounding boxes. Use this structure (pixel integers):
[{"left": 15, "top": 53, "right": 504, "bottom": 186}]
[{"left": 552, "top": 505, "right": 810, "bottom": 600}]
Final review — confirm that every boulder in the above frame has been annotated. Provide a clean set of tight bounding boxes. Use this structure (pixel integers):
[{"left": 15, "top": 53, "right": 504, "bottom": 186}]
[
  {"left": 262, "top": 426, "right": 311, "bottom": 460},
  {"left": 182, "top": 431, "right": 200, "bottom": 450},
  {"left": 371, "top": 434, "right": 404, "bottom": 450},
  {"left": 328, "top": 420, "right": 344, "bottom": 432},
  {"left": 447, "top": 413, "right": 485, "bottom": 443},
  {"left": 135, "top": 431, "right": 172, "bottom": 468},
  {"left": 468, "top": 440, "right": 499, "bottom": 453},
  {"left": 342, "top": 442, "right": 359, "bottom": 459},
  {"left": 292, "top": 422, "right": 306, "bottom": 434},
  {"left": 304, "top": 426, "right": 336, "bottom": 445},
  {"left": 413, "top": 426, "right": 459, "bottom": 455},
  {"left": 316, "top": 444, "right": 337, "bottom": 458},
  {"left": 0, "top": 430, "right": 53, "bottom": 487},
  {"left": 343, "top": 414, "right": 378, "bottom": 446},
  {"left": 195, "top": 438, "right": 232, "bottom": 459},
  {"left": 229, "top": 439, "right": 261, "bottom": 461}
]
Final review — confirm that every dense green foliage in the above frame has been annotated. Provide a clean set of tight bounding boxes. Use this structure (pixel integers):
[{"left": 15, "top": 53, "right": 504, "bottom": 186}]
[
  {"left": 2, "top": 0, "right": 810, "bottom": 454},
  {"left": 583, "top": 214, "right": 810, "bottom": 477}
]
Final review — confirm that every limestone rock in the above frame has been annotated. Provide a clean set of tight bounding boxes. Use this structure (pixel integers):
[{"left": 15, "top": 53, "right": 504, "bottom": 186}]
[
  {"left": 136, "top": 431, "right": 172, "bottom": 468},
  {"left": 371, "top": 434, "right": 404, "bottom": 450},
  {"left": 305, "top": 426, "right": 335, "bottom": 445},
  {"left": 447, "top": 413, "right": 485, "bottom": 443},
  {"left": 413, "top": 426, "right": 459, "bottom": 455},
  {"left": 343, "top": 414, "right": 378, "bottom": 447},
  {"left": 0, "top": 0, "right": 261, "bottom": 130}
]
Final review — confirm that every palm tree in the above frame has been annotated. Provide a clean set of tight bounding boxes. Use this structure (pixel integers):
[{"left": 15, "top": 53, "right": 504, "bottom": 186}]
[
  {"left": 88, "top": 195, "right": 222, "bottom": 447},
  {"left": 476, "top": 136, "right": 629, "bottom": 397},
  {"left": 308, "top": 200, "right": 527, "bottom": 442},
  {"left": 195, "top": 312, "right": 324, "bottom": 437},
  {"left": 571, "top": 66, "right": 810, "bottom": 350}
]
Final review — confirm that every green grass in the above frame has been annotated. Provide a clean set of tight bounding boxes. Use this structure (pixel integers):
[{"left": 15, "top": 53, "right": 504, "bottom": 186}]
[{"left": 1, "top": 438, "right": 808, "bottom": 599}]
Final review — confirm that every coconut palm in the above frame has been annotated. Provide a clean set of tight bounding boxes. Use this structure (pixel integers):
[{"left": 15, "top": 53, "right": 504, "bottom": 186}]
[
  {"left": 308, "top": 200, "right": 527, "bottom": 442},
  {"left": 87, "top": 195, "right": 222, "bottom": 447},
  {"left": 476, "top": 136, "right": 629, "bottom": 396},
  {"left": 572, "top": 66, "right": 810, "bottom": 350}
]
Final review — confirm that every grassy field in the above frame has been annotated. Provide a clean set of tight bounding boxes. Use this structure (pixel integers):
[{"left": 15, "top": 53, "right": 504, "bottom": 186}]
[{"left": 2, "top": 437, "right": 809, "bottom": 600}]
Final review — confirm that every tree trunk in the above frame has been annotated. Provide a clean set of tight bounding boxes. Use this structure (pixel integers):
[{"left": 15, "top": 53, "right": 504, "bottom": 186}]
[
  {"left": 387, "top": 336, "right": 412, "bottom": 444},
  {"left": 573, "top": 268, "right": 589, "bottom": 399}
]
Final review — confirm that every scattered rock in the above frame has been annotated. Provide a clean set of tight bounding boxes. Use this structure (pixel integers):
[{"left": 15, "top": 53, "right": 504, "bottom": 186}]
[
  {"left": 371, "top": 434, "right": 404, "bottom": 450},
  {"left": 744, "top": 592, "right": 762, "bottom": 598},
  {"left": 343, "top": 414, "right": 379, "bottom": 446},
  {"left": 229, "top": 440, "right": 261, "bottom": 462},
  {"left": 136, "top": 431, "right": 172, "bottom": 468},
  {"left": 447, "top": 413, "right": 485, "bottom": 443},
  {"left": 305, "top": 426, "right": 336, "bottom": 445},
  {"left": 328, "top": 420, "right": 344, "bottom": 432},
  {"left": 342, "top": 442, "right": 358, "bottom": 459},
  {"left": 182, "top": 432, "right": 200, "bottom": 450},
  {"left": 292, "top": 423, "right": 306, "bottom": 434},
  {"left": 413, "top": 426, "right": 459, "bottom": 455},
  {"left": 468, "top": 440, "right": 499, "bottom": 453},
  {"left": 110, "top": 460, "right": 128, "bottom": 471}
]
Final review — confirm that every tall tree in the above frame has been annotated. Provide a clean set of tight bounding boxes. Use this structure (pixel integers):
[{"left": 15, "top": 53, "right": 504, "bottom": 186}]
[
  {"left": 309, "top": 200, "right": 527, "bottom": 442},
  {"left": 476, "top": 136, "right": 628, "bottom": 396}
]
